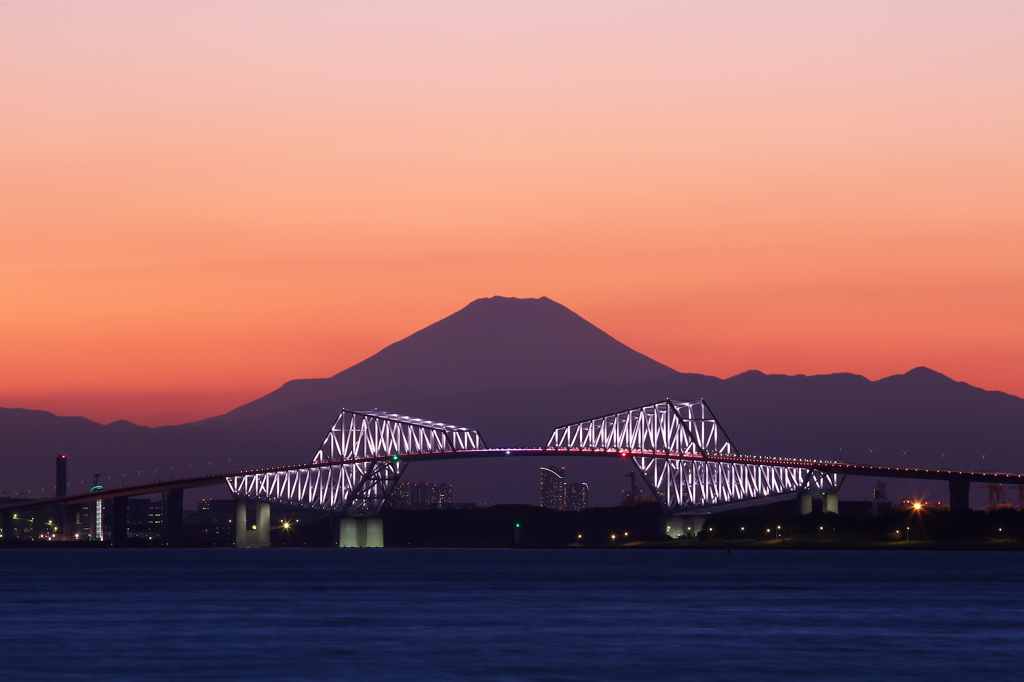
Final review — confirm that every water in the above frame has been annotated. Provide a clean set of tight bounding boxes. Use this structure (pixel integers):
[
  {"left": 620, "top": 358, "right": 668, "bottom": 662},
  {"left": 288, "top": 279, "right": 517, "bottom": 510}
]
[{"left": 1, "top": 548, "right": 1021, "bottom": 681}]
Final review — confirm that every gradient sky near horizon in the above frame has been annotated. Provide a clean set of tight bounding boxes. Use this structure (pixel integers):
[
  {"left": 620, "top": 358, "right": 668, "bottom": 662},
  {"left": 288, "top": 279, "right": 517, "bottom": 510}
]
[{"left": 2, "top": 1, "right": 1022, "bottom": 426}]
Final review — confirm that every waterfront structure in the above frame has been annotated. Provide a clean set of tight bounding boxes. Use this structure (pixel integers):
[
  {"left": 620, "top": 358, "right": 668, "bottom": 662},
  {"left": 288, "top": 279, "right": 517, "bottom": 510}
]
[
  {"left": 540, "top": 467, "right": 589, "bottom": 511},
  {"left": 390, "top": 481, "right": 453, "bottom": 510},
  {"left": 7, "top": 398, "right": 1024, "bottom": 546},
  {"left": 539, "top": 466, "right": 566, "bottom": 509},
  {"left": 566, "top": 482, "right": 589, "bottom": 511}
]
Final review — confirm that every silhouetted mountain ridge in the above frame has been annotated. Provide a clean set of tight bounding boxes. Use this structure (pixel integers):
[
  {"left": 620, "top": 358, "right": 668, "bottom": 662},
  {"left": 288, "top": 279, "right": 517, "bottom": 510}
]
[
  {"left": 2, "top": 298, "right": 1022, "bottom": 507},
  {"left": 215, "top": 296, "right": 677, "bottom": 422}
]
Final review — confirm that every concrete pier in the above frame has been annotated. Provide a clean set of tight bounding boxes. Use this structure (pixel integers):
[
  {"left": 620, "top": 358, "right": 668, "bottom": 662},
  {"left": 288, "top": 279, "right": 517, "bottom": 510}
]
[
  {"left": 823, "top": 492, "right": 839, "bottom": 514},
  {"left": 365, "top": 518, "right": 383, "bottom": 548},
  {"left": 338, "top": 518, "right": 384, "bottom": 548},
  {"left": 165, "top": 488, "right": 184, "bottom": 546},
  {"left": 110, "top": 496, "right": 129, "bottom": 545},
  {"left": 949, "top": 476, "right": 971, "bottom": 511},
  {"left": 234, "top": 499, "right": 272, "bottom": 548},
  {"left": 338, "top": 518, "right": 359, "bottom": 547},
  {"left": 799, "top": 492, "right": 814, "bottom": 515}
]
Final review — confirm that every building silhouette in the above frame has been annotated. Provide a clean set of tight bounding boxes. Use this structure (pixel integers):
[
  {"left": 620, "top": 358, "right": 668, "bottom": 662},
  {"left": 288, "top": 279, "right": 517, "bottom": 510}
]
[
  {"left": 389, "top": 481, "right": 453, "bottom": 510},
  {"left": 540, "top": 466, "right": 588, "bottom": 511},
  {"left": 566, "top": 482, "right": 589, "bottom": 512}
]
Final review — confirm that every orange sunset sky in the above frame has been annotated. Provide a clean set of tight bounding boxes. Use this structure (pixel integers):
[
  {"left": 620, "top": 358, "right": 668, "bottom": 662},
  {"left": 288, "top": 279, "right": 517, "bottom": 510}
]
[{"left": 2, "top": 2, "right": 1022, "bottom": 426}]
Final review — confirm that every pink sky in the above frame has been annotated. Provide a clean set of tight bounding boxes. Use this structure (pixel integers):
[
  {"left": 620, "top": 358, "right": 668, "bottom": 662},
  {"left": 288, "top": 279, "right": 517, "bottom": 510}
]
[{"left": 1, "top": 2, "right": 1021, "bottom": 425}]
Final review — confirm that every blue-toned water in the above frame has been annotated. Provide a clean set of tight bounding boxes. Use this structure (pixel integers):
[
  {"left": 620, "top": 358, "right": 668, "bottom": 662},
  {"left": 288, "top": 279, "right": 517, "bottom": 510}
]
[{"left": 1, "top": 549, "right": 1021, "bottom": 681}]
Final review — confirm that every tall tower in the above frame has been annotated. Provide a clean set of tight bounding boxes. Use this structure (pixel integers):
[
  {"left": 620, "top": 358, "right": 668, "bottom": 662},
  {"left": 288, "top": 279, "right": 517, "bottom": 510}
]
[
  {"left": 56, "top": 454, "right": 67, "bottom": 497},
  {"left": 566, "top": 482, "right": 589, "bottom": 511},
  {"left": 539, "top": 466, "right": 567, "bottom": 510}
]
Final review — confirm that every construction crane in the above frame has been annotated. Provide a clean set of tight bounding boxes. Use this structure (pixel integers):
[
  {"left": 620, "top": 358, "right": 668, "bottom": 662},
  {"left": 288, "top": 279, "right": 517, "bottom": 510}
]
[
  {"left": 621, "top": 471, "right": 653, "bottom": 506},
  {"left": 979, "top": 484, "right": 1012, "bottom": 511},
  {"left": 1009, "top": 484, "right": 1024, "bottom": 510}
]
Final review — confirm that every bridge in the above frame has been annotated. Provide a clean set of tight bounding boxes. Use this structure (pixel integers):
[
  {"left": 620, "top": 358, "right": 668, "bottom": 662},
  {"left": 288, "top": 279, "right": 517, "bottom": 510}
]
[{"left": 4, "top": 398, "right": 1024, "bottom": 547}]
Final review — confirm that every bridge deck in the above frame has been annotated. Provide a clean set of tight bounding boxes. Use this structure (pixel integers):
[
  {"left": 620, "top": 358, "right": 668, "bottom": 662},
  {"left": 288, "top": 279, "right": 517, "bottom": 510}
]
[{"left": 5, "top": 447, "right": 1024, "bottom": 513}]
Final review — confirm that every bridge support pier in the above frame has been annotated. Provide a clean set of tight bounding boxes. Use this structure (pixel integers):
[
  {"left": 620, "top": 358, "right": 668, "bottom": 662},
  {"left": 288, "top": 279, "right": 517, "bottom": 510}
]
[
  {"left": 165, "top": 488, "right": 184, "bottom": 547},
  {"left": 339, "top": 518, "right": 384, "bottom": 548},
  {"left": 823, "top": 492, "right": 839, "bottom": 514},
  {"left": 665, "top": 516, "right": 704, "bottom": 539},
  {"left": 799, "top": 493, "right": 813, "bottom": 515},
  {"left": 949, "top": 476, "right": 971, "bottom": 512},
  {"left": 234, "top": 499, "right": 271, "bottom": 548},
  {"left": 110, "top": 496, "right": 129, "bottom": 546}
]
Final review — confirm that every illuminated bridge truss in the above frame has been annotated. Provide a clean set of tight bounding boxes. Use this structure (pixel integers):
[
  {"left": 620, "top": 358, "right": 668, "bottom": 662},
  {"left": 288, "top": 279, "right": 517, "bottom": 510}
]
[
  {"left": 548, "top": 399, "right": 843, "bottom": 513},
  {"left": 227, "top": 410, "right": 485, "bottom": 517}
]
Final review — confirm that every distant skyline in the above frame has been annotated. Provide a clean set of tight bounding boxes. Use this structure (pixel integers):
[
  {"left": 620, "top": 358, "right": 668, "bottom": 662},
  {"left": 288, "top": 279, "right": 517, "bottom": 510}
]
[{"left": 2, "top": 2, "right": 1021, "bottom": 426}]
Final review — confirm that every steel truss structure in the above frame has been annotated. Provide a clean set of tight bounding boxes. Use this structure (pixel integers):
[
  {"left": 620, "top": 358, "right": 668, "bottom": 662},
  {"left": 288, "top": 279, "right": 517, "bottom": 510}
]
[
  {"left": 548, "top": 399, "right": 843, "bottom": 513},
  {"left": 226, "top": 410, "right": 484, "bottom": 517}
]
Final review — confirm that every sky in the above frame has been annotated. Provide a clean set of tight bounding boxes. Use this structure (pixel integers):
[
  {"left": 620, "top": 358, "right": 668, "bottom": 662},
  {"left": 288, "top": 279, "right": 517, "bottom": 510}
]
[{"left": 2, "top": 1, "right": 1022, "bottom": 427}]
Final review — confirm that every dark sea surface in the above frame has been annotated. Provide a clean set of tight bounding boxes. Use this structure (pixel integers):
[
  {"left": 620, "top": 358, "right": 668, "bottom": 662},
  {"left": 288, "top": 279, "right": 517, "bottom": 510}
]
[{"left": 1, "top": 548, "right": 1021, "bottom": 681}]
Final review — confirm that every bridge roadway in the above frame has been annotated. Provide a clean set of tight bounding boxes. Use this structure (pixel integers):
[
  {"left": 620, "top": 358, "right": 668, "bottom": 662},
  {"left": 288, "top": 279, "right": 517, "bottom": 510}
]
[{"left": 4, "top": 447, "right": 1024, "bottom": 518}]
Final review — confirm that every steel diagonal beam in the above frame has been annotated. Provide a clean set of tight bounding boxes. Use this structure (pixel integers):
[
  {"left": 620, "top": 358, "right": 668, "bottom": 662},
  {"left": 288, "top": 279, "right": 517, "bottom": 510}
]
[{"left": 232, "top": 408, "right": 484, "bottom": 516}]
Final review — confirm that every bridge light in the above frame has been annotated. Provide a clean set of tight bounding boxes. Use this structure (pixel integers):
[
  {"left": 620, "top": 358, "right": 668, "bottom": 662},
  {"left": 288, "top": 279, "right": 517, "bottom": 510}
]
[
  {"left": 515, "top": 523, "right": 521, "bottom": 529},
  {"left": 391, "top": 455, "right": 400, "bottom": 462}
]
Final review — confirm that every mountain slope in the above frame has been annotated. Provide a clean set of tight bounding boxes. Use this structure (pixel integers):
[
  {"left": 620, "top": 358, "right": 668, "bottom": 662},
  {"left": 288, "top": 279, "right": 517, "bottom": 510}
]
[
  {"left": 8, "top": 365, "right": 1021, "bottom": 506},
  {"left": 214, "top": 296, "right": 678, "bottom": 422},
  {"left": 3, "top": 296, "right": 1023, "bottom": 509}
]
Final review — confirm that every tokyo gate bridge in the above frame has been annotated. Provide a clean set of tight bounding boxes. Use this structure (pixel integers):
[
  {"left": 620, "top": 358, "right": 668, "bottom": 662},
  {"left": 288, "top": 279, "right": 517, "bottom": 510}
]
[{"left": 225, "top": 399, "right": 850, "bottom": 544}]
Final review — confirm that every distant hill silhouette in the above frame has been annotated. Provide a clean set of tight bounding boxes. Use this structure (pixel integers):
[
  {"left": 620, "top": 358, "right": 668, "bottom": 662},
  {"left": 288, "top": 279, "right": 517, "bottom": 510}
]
[
  {"left": 214, "top": 296, "right": 677, "bottom": 422},
  {"left": 2, "top": 297, "right": 1023, "bottom": 508}
]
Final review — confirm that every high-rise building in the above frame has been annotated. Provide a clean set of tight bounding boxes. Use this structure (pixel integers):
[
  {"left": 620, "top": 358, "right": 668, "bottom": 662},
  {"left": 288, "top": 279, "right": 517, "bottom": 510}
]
[
  {"left": 389, "top": 481, "right": 453, "bottom": 510},
  {"left": 541, "top": 466, "right": 589, "bottom": 511},
  {"left": 540, "top": 464, "right": 565, "bottom": 507},
  {"left": 566, "top": 482, "right": 589, "bottom": 512},
  {"left": 539, "top": 466, "right": 567, "bottom": 509}
]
